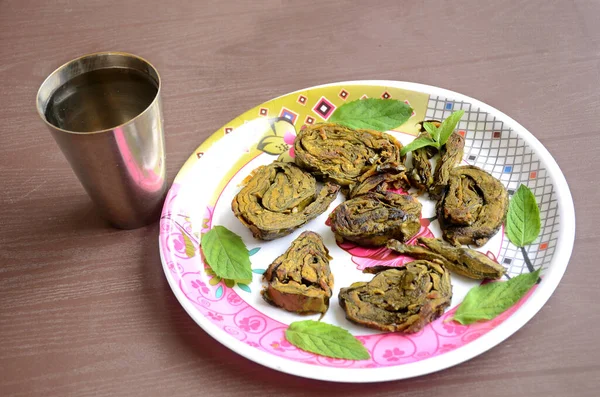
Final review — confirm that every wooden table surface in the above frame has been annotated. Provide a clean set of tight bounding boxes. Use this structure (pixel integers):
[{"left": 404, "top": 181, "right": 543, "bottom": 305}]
[{"left": 1, "top": 0, "right": 599, "bottom": 395}]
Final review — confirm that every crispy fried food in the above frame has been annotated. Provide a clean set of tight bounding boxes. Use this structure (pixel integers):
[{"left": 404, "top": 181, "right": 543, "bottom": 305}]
[
  {"left": 437, "top": 165, "right": 508, "bottom": 246},
  {"left": 262, "top": 231, "right": 333, "bottom": 314},
  {"left": 294, "top": 123, "right": 406, "bottom": 194},
  {"left": 232, "top": 162, "right": 339, "bottom": 240},
  {"left": 386, "top": 238, "right": 505, "bottom": 280},
  {"left": 328, "top": 191, "right": 422, "bottom": 247},
  {"left": 338, "top": 260, "right": 452, "bottom": 333}
]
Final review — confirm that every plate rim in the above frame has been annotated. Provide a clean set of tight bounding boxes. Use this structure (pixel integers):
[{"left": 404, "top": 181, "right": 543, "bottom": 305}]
[{"left": 159, "top": 80, "right": 576, "bottom": 383}]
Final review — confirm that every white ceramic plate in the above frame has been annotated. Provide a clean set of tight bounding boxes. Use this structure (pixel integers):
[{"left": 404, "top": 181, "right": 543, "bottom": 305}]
[{"left": 159, "top": 81, "right": 575, "bottom": 382}]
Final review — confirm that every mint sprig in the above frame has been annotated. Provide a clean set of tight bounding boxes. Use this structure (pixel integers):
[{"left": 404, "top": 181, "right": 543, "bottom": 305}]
[
  {"left": 285, "top": 320, "right": 370, "bottom": 360},
  {"left": 451, "top": 267, "right": 542, "bottom": 325},
  {"left": 329, "top": 98, "right": 413, "bottom": 132},
  {"left": 200, "top": 226, "right": 252, "bottom": 280},
  {"left": 452, "top": 184, "right": 543, "bottom": 325},
  {"left": 401, "top": 110, "right": 465, "bottom": 156},
  {"left": 422, "top": 121, "right": 439, "bottom": 141},
  {"left": 506, "top": 184, "right": 541, "bottom": 247}
]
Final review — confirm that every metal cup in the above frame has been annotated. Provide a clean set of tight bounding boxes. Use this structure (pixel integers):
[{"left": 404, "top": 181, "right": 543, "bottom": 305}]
[{"left": 36, "top": 52, "right": 166, "bottom": 229}]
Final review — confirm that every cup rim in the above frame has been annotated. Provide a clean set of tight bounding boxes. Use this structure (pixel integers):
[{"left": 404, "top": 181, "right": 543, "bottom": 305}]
[{"left": 35, "top": 51, "right": 162, "bottom": 135}]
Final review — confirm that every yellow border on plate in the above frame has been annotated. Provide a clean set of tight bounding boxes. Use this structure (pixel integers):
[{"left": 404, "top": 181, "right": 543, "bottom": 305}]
[{"left": 175, "top": 84, "right": 430, "bottom": 184}]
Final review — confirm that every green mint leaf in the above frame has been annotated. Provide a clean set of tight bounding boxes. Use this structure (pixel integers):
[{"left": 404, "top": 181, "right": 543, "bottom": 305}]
[
  {"left": 437, "top": 110, "right": 465, "bottom": 145},
  {"left": 452, "top": 267, "right": 542, "bottom": 325},
  {"left": 285, "top": 320, "right": 370, "bottom": 360},
  {"left": 506, "top": 184, "right": 541, "bottom": 247},
  {"left": 329, "top": 98, "right": 413, "bottom": 132},
  {"left": 200, "top": 226, "right": 252, "bottom": 280},
  {"left": 400, "top": 136, "right": 437, "bottom": 156},
  {"left": 422, "top": 121, "right": 440, "bottom": 142}
]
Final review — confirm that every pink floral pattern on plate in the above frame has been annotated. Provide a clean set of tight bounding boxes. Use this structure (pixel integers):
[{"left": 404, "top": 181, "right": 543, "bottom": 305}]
[{"left": 160, "top": 183, "right": 538, "bottom": 369}]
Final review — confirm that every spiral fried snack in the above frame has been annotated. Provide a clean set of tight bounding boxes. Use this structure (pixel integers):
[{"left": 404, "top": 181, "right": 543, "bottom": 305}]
[
  {"left": 437, "top": 165, "right": 508, "bottom": 246},
  {"left": 262, "top": 231, "right": 333, "bottom": 314},
  {"left": 338, "top": 260, "right": 452, "bottom": 333},
  {"left": 232, "top": 162, "right": 339, "bottom": 240},
  {"left": 328, "top": 191, "right": 422, "bottom": 247},
  {"left": 294, "top": 123, "right": 406, "bottom": 192}
]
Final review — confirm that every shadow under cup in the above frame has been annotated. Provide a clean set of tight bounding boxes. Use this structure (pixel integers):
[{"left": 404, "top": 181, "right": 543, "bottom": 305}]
[{"left": 36, "top": 52, "right": 167, "bottom": 229}]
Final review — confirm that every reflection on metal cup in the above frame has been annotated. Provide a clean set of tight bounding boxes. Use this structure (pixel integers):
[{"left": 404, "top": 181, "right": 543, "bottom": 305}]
[{"left": 36, "top": 52, "right": 167, "bottom": 229}]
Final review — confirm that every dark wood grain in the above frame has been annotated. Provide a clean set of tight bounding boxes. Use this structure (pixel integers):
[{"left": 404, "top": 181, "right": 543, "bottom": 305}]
[{"left": 1, "top": 0, "right": 599, "bottom": 395}]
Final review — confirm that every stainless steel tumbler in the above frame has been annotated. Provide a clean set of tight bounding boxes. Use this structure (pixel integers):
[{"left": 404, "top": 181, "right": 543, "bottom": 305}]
[{"left": 36, "top": 52, "right": 166, "bottom": 229}]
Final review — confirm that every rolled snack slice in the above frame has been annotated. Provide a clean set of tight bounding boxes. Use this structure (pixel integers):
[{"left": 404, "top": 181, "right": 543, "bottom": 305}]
[
  {"left": 262, "top": 231, "right": 333, "bottom": 314},
  {"left": 338, "top": 261, "right": 452, "bottom": 333},
  {"left": 386, "top": 238, "right": 505, "bottom": 280},
  {"left": 437, "top": 165, "right": 508, "bottom": 246},
  {"left": 294, "top": 123, "right": 405, "bottom": 189},
  {"left": 232, "top": 162, "right": 339, "bottom": 240},
  {"left": 429, "top": 132, "right": 465, "bottom": 198},
  {"left": 329, "top": 191, "right": 422, "bottom": 247}
]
